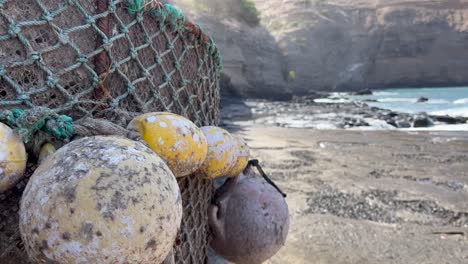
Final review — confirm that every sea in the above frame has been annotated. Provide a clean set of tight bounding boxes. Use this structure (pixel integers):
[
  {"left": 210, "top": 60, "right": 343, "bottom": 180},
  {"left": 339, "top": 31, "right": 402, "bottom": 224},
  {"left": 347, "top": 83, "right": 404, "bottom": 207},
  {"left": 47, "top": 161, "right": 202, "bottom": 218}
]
[
  {"left": 315, "top": 86, "right": 468, "bottom": 131},
  {"left": 350, "top": 87, "right": 468, "bottom": 117}
]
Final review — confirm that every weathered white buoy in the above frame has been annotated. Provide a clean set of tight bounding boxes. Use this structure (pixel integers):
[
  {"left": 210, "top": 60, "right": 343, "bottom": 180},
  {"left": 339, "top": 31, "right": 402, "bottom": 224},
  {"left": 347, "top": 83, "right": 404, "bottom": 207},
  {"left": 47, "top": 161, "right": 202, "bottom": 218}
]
[
  {"left": 0, "top": 122, "right": 27, "bottom": 192},
  {"left": 20, "top": 136, "right": 182, "bottom": 263}
]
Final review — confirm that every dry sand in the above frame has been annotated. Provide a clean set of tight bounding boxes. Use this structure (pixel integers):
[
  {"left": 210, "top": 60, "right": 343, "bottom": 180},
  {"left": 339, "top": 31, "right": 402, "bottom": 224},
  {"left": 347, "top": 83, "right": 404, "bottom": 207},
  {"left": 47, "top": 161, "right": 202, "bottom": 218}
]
[{"left": 225, "top": 124, "right": 468, "bottom": 264}]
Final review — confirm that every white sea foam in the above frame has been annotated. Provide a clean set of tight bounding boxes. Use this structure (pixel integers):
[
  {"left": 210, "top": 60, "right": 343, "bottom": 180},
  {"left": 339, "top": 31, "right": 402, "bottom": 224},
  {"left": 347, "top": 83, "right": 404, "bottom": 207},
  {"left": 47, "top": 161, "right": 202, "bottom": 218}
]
[
  {"left": 375, "top": 98, "right": 450, "bottom": 104},
  {"left": 372, "top": 91, "right": 398, "bottom": 96},
  {"left": 431, "top": 107, "right": 468, "bottom": 117},
  {"left": 454, "top": 98, "right": 468, "bottom": 104},
  {"left": 329, "top": 92, "right": 349, "bottom": 97},
  {"left": 426, "top": 99, "right": 451, "bottom": 104},
  {"left": 314, "top": 98, "right": 352, "bottom": 104},
  {"left": 377, "top": 98, "right": 416, "bottom": 103},
  {"left": 347, "top": 118, "right": 397, "bottom": 131}
]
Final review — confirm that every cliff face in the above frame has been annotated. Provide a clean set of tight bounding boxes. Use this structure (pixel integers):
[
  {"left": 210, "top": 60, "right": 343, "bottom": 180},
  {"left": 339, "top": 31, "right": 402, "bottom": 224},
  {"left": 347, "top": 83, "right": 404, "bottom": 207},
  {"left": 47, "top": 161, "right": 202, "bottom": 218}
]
[
  {"left": 258, "top": 0, "right": 468, "bottom": 94},
  {"left": 169, "top": 0, "right": 290, "bottom": 99},
  {"left": 172, "top": 0, "right": 468, "bottom": 98},
  {"left": 367, "top": 0, "right": 468, "bottom": 90},
  {"left": 195, "top": 16, "right": 289, "bottom": 99}
]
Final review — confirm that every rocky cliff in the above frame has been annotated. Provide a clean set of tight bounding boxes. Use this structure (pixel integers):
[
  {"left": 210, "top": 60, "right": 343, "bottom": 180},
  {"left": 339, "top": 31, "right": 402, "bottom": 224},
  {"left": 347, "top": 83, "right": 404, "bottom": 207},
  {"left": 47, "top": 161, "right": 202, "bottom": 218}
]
[{"left": 171, "top": 0, "right": 468, "bottom": 98}]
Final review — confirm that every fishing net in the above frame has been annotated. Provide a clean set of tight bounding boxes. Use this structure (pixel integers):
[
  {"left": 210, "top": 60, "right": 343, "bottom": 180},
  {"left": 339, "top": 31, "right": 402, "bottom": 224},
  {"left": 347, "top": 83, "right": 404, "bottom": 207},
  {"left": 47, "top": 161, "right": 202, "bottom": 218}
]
[{"left": 0, "top": 0, "right": 221, "bottom": 263}]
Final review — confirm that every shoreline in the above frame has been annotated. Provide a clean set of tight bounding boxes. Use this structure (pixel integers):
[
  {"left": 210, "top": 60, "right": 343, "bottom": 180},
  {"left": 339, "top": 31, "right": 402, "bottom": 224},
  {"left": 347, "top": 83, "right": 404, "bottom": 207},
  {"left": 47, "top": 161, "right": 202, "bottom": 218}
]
[
  {"left": 224, "top": 125, "right": 468, "bottom": 264},
  {"left": 220, "top": 95, "right": 468, "bottom": 132},
  {"left": 214, "top": 95, "right": 468, "bottom": 264}
]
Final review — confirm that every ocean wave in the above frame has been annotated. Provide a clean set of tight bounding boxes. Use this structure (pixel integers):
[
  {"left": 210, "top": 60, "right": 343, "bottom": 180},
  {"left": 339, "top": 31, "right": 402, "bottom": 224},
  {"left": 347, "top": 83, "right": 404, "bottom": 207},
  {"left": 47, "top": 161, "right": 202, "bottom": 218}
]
[
  {"left": 329, "top": 92, "right": 349, "bottom": 97},
  {"left": 426, "top": 99, "right": 451, "bottom": 104},
  {"left": 376, "top": 98, "right": 450, "bottom": 104},
  {"left": 373, "top": 92, "right": 399, "bottom": 96},
  {"left": 454, "top": 98, "right": 468, "bottom": 104},
  {"left": 431, "top": 107, "right": 468, "bottom": 117},
  {"left": 314, "top": 98, "right": 352, "bottom": 104},
  {"left": 377, "top": 98, "right": 416, "bottom": 103}
]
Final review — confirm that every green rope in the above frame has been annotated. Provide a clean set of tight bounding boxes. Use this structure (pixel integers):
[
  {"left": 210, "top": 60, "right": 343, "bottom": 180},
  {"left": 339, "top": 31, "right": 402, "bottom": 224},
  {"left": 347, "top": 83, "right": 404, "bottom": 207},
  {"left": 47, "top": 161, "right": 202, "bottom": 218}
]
[
  {"left": 205, "top": 37, "right": 223, "bottom": 73},
  {"left": 0, "top": 108, "right": 74, "bottom": 143},
  {"left": 127, "top": 0, "right": 145, "bottom": 14},
  {"left": 151, "top": 3, "right": 186, "bottom": 32}
]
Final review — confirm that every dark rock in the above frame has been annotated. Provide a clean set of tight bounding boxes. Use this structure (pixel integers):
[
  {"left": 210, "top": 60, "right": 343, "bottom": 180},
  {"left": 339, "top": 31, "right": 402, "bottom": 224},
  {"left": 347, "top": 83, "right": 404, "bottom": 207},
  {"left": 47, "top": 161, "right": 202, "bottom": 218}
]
[
  {"left": 396, "top": 120, "right": 411, "bottom": 128},
  {"left": 417, "top": 97, "right": 429, "bottom": 103},
  {"left": 363, "top": 99, "right": 378, "bottom": 102},
  {"left": 384, "top": 111, "right": 400, "bottom": 118},
  {"left": 381, "top": 111, "right": 413, "bottom": 128},
  {"left": 430, "top": 115, "right": 467, "bottom": 125},
  {"left": 340, "top": 117, "right": 370, "bottom": 128},
  {"left": 386, "top": 120, "right": 397, "bottom": 127},
  {"left": 351, "top": 110, "right": 366, "bottom": 115},
  {"left": 356, "top": 119, "right": 370, "bottom": 127},
  {"left": 220, "top": 97, "right": 252, "bottom": 120},
  {"left": 291, "top": 93, "right": 322, "bottom": 104},
  {"left": 413, "top": 113, "right": 434, "bottom": 128},
  {"left": 220, "top": 73, "right": 238, "bottom": 97},
  {"left": 353, "top": 89, "right": 373, "bottom": 96}
]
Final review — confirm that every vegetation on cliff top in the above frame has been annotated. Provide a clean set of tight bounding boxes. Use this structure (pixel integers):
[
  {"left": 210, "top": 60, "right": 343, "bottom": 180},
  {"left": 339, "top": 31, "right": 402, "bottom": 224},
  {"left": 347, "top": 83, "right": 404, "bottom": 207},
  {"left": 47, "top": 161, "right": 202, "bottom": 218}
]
[
  {"left": 179, "top": 0, "right": 260, "bottom": 26},
  {"left": 240, "top": 0, "right": 261, "bottom": 26}
]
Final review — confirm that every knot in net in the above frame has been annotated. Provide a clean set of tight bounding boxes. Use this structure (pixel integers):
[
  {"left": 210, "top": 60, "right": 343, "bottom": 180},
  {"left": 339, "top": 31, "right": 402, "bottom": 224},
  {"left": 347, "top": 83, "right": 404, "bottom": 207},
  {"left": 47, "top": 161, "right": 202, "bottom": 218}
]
[
  {"left": 0, "top": 1, "right": 222, "bottom": 263},
  {"left": 0, "top": 107, "right": 74, "bottom": 143}
]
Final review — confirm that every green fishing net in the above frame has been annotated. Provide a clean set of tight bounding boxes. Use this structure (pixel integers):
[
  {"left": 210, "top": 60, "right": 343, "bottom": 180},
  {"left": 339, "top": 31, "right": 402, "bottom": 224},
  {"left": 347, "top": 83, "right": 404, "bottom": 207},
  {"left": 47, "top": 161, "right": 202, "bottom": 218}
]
[{"left": 0, "top": 1, "right": 221, "bottom": 263}]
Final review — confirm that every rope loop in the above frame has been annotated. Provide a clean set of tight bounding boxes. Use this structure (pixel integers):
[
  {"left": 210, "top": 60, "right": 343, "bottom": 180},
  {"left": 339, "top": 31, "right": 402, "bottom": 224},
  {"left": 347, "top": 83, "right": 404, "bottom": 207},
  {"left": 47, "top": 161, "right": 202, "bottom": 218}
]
[{"left": 0, "top": 108, "right": 74, "bottom": 143}]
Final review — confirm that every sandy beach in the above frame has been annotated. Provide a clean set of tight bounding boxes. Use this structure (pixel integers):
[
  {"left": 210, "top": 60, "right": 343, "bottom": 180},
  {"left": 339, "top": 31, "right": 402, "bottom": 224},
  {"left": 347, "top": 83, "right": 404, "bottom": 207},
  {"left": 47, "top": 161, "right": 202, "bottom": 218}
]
[{"left": 223, "top": 122, "right": 468, "bottom": 264}]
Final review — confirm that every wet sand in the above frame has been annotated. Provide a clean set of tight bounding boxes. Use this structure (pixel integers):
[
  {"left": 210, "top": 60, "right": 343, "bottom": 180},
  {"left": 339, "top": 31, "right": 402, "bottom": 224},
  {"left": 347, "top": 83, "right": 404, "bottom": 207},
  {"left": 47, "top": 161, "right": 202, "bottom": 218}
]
[{"left": 227, "top": 124, "right": 468, "bottom": 264}]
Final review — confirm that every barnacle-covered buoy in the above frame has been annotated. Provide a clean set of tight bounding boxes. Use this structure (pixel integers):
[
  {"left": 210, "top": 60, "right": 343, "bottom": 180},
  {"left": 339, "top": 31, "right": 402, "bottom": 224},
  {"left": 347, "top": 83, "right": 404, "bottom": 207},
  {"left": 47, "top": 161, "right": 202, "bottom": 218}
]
[
  {"left": 19, "top": 136, "right": 182, "bottom": 263},
  {"left": 0, "top": 122, "right": 27, "bottom": 193},
  {"left": 128, "top": 112, "right": 208, "bottom": 177},
  {"left": 209, "top": 173, "right": 289, "bottom": 264},
  {"left": 196, "top": 126, "right": 238, "bottom": 179},
  {"left": 226, "top": 135, "right": 250, "bottom": 177}
]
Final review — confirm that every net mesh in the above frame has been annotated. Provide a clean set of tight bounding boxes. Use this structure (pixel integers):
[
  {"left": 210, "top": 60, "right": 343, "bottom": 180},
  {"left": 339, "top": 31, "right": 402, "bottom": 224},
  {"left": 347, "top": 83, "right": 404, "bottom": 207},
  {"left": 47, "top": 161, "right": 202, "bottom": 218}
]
[{"left": 0, "top": 0, "right": 221, "bottom": 263}]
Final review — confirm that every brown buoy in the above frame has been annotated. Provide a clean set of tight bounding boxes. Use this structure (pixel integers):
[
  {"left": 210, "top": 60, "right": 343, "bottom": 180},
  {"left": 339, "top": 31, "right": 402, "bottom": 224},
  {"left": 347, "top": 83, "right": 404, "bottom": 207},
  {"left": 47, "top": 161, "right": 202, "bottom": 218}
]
[{"left": 209, "top": 162, "right": 289, "bottom": 264}]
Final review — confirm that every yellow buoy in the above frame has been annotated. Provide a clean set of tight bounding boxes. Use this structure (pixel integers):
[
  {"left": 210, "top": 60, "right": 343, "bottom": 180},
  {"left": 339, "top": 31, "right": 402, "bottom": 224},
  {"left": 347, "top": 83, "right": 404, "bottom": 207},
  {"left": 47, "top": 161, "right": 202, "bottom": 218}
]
[
  {"left": 196, "top": 126, "right": 238, "bottom": 179},
  {"left": 226, "top": 135, "right": 250, "bottom": 177},
  {"left": 128, "top": 112, "right": 208, "bottom": 177},
  {"left": 20, "top": 136, "right": 182, "bottom": 263},
  {"left": 0, "top": 122, "right": 27, "bottom": 192},
  {"left": 38, "top": 143, "right": 56, "bottom": 164}
]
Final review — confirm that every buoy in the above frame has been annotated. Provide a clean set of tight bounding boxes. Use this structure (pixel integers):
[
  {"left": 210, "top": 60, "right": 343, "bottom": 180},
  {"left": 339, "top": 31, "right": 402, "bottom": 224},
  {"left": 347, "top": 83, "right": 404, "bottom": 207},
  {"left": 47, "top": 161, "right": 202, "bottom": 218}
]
[
  {"left": 226, "top": 135, "right": 249, "bottom": 177},
  {"left": 20, "top": 136, "right": 182, "bottom": 263},
  {"left": 0, "top": 122, "right": 27, "bottom": 193},
  {"left": 196, "top": 126, "right": 238, "bottom": 179},
  {"left": 209, "top": 172, "right": 289, "bottom": 264},
  {"left": 128, "top": 112, "right": 208, "bottom": 177},
  {"left": 38, "top": 143, "right": 56, "bottom": 164}
]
